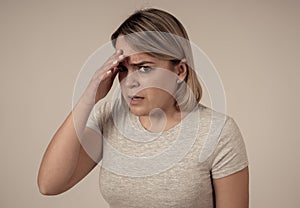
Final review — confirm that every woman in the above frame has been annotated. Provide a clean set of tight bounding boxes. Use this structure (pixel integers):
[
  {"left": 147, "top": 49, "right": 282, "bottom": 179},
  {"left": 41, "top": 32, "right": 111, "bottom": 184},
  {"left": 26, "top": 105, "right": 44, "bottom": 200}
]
[{"left": 38, "top": 8, "right": 249, "bottom": 208}]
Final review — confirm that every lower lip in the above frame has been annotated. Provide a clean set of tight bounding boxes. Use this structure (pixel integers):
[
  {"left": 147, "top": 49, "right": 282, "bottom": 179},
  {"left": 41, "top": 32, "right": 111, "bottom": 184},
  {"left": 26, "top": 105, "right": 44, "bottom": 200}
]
[{"left": 130, "top": 97, "right": 144, "bottom": 105}]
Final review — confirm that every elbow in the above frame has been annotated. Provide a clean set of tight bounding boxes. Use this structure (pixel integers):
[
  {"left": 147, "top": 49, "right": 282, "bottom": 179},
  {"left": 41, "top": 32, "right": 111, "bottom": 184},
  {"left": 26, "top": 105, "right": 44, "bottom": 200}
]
[
  {"left": 38, "top": 182, "right": 57, "bottom": 196},
  {"left": 37, "top": 177, "right": 64, "bottom": 196},
  {"left": 38, "top": 187, "right": 55, "bottom": 196}
]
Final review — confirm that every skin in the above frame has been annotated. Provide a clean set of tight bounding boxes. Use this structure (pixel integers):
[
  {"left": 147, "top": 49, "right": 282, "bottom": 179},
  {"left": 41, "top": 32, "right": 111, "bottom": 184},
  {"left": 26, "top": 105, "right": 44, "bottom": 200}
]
[
  {"left": 117, "top": 56, "right": 187, "bottom": 131},
  {"left": 115, "top": 37, "right": 249, "bottom": 207},
  {"left": 38, "top": 35, "right": 249, "bottom": 208},
  {"left": 37, "top": 49, "right": 124, "bottom": 195},
  {"left": 115, "top": 36, "right": 187, "bottom": 132},
  {"left": 213, "top": 167, "right": 249, "bottom": 208}
]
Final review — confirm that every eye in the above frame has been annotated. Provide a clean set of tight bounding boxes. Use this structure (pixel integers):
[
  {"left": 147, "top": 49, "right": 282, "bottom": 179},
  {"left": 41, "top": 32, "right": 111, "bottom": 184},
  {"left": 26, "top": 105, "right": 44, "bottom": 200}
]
[{"left": 139, "top": 66, "right": 153, "bottom": 73}]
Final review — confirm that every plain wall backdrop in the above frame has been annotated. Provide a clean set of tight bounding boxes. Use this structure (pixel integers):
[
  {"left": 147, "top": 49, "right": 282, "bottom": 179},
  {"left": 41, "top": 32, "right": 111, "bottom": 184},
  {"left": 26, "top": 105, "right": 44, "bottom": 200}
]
[{"left": 1, "top": 0, "right": 299, "bottom": 207}]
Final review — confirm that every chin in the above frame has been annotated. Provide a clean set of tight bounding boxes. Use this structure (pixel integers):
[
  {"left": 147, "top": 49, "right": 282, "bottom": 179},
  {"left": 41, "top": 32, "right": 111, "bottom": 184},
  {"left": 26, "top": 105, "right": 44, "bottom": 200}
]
[{"left": 129, "top": 106, "right": 149, "bottom": 117}]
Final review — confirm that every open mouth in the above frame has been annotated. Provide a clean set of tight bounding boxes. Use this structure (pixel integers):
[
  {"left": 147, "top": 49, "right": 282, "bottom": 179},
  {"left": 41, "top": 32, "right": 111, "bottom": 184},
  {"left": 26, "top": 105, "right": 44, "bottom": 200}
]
[{"left": 128, "top": 95, "right": 144, "bottom": 104}]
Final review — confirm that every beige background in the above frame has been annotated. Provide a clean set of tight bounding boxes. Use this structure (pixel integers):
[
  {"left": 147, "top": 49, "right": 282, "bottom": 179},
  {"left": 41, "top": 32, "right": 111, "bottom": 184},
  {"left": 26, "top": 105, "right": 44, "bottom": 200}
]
[{"left": 1, "top": 0, "right": 299, "bottom": 207}]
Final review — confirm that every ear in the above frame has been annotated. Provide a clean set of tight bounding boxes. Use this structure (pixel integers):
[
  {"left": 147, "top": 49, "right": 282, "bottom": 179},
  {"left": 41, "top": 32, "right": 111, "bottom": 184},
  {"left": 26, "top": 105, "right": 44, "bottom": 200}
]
[{"left": 174, "top": 59, "right": 187, "bottom": 82}]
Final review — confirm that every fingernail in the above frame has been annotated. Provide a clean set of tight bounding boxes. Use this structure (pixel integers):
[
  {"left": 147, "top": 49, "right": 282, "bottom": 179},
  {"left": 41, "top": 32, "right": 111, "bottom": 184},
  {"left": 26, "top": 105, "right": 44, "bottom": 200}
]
[{"left": 118, "top": 54, "right": 125, "bottom": 59}]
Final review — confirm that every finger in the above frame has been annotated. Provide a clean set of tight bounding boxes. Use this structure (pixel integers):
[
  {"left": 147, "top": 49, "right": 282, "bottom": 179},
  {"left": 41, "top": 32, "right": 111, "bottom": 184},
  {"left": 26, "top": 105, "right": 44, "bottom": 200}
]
[
  {"left": 110, "top": 67, "right": 119, "bottom": 79},
  {"left": 104, "top": 66, "right": 119, "bottom": 79},
  {"left": 107, "top": 49, "right": 123, "bottom": 64},
  {"left": 95, "top": 51, "right": 125, "bottom": 80},
  {"left": 102, "top": 50, "right": 125, "bottom": 70},
  {"left": 111, "top": 54, "right": 126, "bottom": 67},
  {"left": 101, "top": 65, "right": 118, "bottom": 80}
]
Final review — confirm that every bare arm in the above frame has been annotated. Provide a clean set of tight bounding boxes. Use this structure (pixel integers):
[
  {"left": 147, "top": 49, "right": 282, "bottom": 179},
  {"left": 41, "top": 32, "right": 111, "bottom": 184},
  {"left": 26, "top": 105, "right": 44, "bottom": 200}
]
[
  {"left": 213, "top": 166, "right": 249, "bottom": 208},
  {"left": 37, "top": 102, "right": 99, "bottom": 195},
  {"left": 37, "top": 50, "right": 125, "bottom": 195}
]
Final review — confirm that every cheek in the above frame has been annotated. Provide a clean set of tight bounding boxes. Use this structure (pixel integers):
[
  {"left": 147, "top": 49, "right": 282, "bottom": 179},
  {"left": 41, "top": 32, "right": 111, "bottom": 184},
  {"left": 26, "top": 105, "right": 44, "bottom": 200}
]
[
  {"left": 143, "top": 70, "right": 177, "bottom": 93},
  {"left": 145, "top": 88, "right": 175, "bottom": 102},
  {"left": 139, "top": 77, "right": 176, "bottom": 94}
]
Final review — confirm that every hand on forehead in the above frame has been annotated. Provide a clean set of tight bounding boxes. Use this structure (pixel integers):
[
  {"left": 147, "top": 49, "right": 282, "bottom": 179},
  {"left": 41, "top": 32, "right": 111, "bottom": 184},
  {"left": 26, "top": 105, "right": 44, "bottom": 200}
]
[
  {"left": 115, "top": 36, "right": 158, "bottom": 64},
  {"left": 115, "top": 36, "right": 136, "bottom": 57}
]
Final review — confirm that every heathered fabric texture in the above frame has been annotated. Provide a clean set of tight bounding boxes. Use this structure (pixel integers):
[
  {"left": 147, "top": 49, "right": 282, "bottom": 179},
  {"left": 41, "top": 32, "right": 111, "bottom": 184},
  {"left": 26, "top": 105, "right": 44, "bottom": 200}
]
[{"left": 86, "top": 100, "right": 248, "bottom": 208}]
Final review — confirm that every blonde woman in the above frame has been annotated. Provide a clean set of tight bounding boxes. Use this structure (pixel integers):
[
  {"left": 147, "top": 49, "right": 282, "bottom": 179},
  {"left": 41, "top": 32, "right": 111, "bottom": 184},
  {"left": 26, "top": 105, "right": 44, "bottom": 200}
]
[{"left": 38, "top": 8, "right": 249, "bottom": 208}]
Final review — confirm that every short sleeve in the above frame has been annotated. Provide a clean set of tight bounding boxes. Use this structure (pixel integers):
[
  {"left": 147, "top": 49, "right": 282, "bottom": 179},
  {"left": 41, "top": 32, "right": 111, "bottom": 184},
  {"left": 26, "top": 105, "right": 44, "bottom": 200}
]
[
  {"left": 210, "top": 116, "right": 248, "bottom": 179},
  {"left": 86, "top": 102, "right": 112, "bottom": 135},
  {"left": 86, "top": 105, "right": 102, "bottom": 135}
]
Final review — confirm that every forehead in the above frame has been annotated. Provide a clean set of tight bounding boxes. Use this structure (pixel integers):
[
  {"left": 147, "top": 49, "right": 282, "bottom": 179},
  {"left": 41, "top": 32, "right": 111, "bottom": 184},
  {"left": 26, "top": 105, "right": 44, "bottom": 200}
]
[{"left": 115, "top": 36, "right": 157, "bottom": 63}]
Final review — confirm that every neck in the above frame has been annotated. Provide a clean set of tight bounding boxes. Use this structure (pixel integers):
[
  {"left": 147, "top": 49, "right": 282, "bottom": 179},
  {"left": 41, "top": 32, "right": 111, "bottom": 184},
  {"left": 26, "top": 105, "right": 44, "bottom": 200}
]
[{"left": 139, "top": 107, "right": 185, "bottom": 133}]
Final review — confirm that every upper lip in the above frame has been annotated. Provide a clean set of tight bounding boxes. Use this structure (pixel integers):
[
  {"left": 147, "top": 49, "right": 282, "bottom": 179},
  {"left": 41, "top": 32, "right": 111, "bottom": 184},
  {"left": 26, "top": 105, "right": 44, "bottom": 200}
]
[{"left": 128, "top": 95, "right": 144, "bottom": 99}]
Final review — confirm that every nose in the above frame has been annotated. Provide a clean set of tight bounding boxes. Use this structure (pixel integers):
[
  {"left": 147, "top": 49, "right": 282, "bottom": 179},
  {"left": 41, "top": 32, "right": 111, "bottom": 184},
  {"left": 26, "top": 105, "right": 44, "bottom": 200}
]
[{"left": 124, "top": 71, "right": 140, "bottom": 89}]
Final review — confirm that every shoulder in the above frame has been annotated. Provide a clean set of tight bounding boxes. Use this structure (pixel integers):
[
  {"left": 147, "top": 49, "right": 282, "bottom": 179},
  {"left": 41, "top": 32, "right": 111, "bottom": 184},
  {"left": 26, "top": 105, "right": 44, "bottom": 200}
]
[
  {"left": 196, "top": 103, "right": 229, "bottom": 131},
  {"left": 93, "top": 101, "right": 113, "bottom": 120},
  {"left": 196, "top": 103, "right": 244, "bottom": 163},
  {"left": 93, "top": 98, "right": 126, "bottom": 122},
  {"left": 196, "top": 103, "right": 241, "bottom": 136}
]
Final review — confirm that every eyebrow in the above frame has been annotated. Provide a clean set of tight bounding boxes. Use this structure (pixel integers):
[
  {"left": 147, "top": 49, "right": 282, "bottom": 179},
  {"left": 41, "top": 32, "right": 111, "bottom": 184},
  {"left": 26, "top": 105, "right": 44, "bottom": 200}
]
[{"left": 122, "top": 61, "right": 155, "bottom": 67}]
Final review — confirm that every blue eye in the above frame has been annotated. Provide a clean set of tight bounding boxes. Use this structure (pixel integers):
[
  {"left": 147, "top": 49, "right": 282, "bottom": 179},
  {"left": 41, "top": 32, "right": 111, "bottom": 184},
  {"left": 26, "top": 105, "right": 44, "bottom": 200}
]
[{"left": 139, "top": 66, "right": 152, "bottom": 73}]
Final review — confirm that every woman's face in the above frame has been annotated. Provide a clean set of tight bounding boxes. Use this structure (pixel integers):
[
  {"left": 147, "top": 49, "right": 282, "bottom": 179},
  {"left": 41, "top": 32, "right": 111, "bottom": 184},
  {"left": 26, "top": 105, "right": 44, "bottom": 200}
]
[{"left": 115, "top": 36, "right": 179, "bottom": 117}]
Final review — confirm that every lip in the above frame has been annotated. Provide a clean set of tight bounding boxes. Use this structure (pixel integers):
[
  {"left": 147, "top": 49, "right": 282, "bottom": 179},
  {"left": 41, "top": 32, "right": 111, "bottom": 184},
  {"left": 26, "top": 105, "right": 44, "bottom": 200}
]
[{"left": 128, "top": 95, "right": 144, "bottom": 105}]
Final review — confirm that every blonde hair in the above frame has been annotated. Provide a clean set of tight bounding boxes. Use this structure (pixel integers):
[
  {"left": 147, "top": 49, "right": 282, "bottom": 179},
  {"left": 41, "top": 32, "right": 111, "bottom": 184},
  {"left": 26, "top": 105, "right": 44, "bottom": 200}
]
[{"left": 111, "top": 8, "right": 202, "bottom": 111}]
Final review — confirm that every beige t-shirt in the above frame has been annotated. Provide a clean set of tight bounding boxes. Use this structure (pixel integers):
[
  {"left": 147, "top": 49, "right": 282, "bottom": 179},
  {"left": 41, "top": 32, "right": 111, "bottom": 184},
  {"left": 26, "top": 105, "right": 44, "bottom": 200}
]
[{"left": 86, "top": 100, "right": 248, "bottom": 208}]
